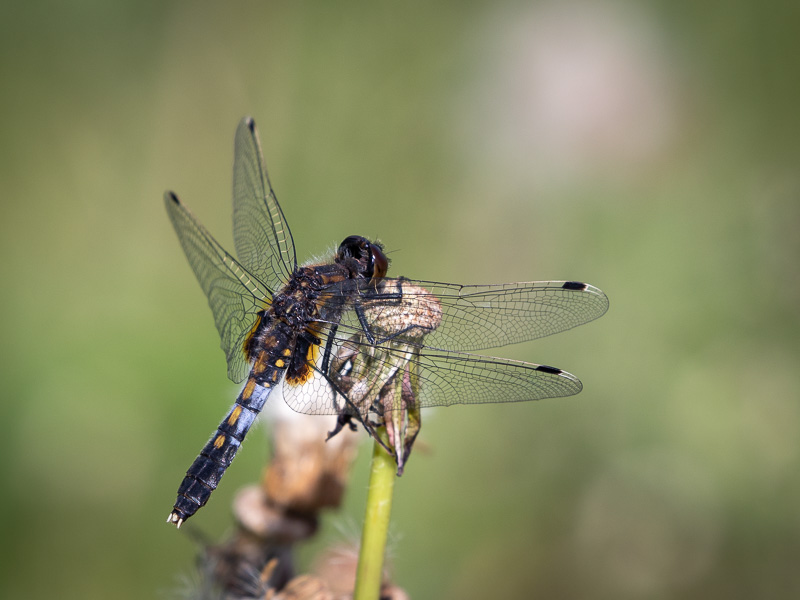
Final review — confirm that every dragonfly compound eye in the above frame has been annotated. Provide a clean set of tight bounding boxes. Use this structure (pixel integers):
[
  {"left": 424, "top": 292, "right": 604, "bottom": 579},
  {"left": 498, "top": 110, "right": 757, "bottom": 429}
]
[
  {"left": 369, "top": 243, "right": 389, "bottom": 281},
  {"left": 337, "top": 235, "right": 387, "bottom": 280}
]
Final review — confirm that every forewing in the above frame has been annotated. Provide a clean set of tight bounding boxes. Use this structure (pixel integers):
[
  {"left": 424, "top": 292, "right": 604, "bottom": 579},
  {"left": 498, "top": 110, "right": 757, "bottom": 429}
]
[
  {"left": 232, "top": 117, "right": 297, "bottom": 293},
  {"left": 328, "top": 279, "right": 608, "bottom": 353},
  {"left": 164, "top": 191, "right": 271, "bottom": 383}
]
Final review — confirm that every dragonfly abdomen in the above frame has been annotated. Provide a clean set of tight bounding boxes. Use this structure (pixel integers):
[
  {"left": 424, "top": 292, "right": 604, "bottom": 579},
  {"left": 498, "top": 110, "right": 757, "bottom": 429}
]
[{"left": 166, "top": 356, "right": 284, "bottom": 528}]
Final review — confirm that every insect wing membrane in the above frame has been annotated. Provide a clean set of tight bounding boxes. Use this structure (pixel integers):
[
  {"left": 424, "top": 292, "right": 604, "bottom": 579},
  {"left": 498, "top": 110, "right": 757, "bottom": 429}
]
[
  {"left": 277, "top": 326, "right": 343, "bottom": 416},
  {"left": 410, "top": 350, "right": 582, "bottom": 408},
  {"left": 164, "top": 191, "right": 271, "bottom": 383},
  {"left": 232, "top": 117, "right": 297, "bottom": 294},
  {"left": 399, "top": 279, "right": 608, "bottom": 353}
]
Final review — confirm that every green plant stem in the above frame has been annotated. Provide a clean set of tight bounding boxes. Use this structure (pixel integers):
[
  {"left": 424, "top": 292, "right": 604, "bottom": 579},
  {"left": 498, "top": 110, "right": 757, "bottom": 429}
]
[{"left": 353, "top": 430, "right": 396, "bottom": 600}]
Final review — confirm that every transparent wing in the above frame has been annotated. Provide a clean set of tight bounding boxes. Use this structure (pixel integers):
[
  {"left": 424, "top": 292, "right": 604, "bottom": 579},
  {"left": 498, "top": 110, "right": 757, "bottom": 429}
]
[
  {"left": 411, "top": 351, "right": 582, "bottom": 407},
  {"left": 324, "top": 278, "right": 609, "bottom": 353},
  {"left": 278, "top": 329, "right": 582, "bottom": 416},
  {"left": 164, "top": 191, "right": 271, "bottom": 383},
  {"left": 232, "top": 117, "right": 297, "bottom": 293}
]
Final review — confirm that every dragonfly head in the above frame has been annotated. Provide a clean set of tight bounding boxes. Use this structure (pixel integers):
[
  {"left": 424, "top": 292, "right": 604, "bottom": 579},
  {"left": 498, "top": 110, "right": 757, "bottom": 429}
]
[{"left": 337, "top": 235, "right": 389, "bottom": 283}]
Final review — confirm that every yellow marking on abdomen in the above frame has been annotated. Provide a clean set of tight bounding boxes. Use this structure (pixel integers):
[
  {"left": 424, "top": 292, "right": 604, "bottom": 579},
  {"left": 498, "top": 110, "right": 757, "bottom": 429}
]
[
  {"left": 213, "top": 435, "right": 225, "bottom": 449},
  {"left": 242, "top": 379, "right": 257, "bottom": 400},
  {"left": 275, "top": 358, "right": 285, "bottom": 368},
  {"left": 282, "top": 348, "right": 291, "bottom": 356},
  {"left": 228, "top": 405, "right": 242, "bottom": 426},
  {"left": 307, "top": 340, "right": 319, "bottom": 366},
  {"left": 242, "top": 313, "right": 265, "bottom": 359},
  {"left": 286, "top": 327, "right": 322, "bottom": 386}
]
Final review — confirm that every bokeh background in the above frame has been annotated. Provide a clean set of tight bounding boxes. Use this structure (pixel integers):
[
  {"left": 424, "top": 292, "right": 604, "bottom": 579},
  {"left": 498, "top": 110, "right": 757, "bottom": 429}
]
[{"left": 2, "top": 1, "right": 799, "bottom": 598}]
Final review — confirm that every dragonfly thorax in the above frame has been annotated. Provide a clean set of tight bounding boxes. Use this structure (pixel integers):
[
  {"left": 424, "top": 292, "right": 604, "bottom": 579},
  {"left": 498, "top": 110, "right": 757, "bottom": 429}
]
[{"left": 269, "top": 266, "right": 337, "bottom": 328}]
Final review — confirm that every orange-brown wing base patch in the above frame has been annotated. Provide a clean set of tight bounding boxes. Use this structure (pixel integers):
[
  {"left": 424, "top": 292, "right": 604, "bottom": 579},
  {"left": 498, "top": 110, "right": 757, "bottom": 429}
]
[{"left": 284, "top": 323, "right": 323, "bottom": 386}]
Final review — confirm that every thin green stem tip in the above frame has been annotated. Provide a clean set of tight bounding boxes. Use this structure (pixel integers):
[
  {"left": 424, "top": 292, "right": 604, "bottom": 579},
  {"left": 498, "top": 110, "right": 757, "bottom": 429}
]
[{"left": 353, "top": 430, "right": 397, "bottom": 600}]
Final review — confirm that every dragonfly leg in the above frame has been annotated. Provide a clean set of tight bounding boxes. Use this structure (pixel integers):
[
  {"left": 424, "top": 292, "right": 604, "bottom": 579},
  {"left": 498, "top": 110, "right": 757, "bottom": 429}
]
[
  {"left": 355, "top": 277, "right": 408, "bottom": 344},
  {"left": 356, "top": 302, "right": 435, "bottom": 345},
  {"left": 309, "top": 354, "right": 372, "bottom": 440},
  {"left": 355, "top": 278, "right": 438, "bottom": 345},
  {"left": 326, "top": 412, "right": 359, "bottom": 441},
  {"left": 319, "top": 324, "right": 338, "bottom": 377},
  {"left": 355, "top": 303, "right": 378, "bottom": 345}
]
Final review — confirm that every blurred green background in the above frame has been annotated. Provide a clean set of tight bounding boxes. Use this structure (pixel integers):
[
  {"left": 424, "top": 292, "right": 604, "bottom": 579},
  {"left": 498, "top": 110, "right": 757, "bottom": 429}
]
[{"left": 2, "top": 1, "right": 799, "bottom": 598}]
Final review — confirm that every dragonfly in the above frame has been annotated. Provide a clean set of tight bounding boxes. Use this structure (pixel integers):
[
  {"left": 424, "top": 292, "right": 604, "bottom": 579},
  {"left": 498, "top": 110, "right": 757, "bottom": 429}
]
[{"left": 164, "top": 117, "right": 608, "bottom": 528}]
